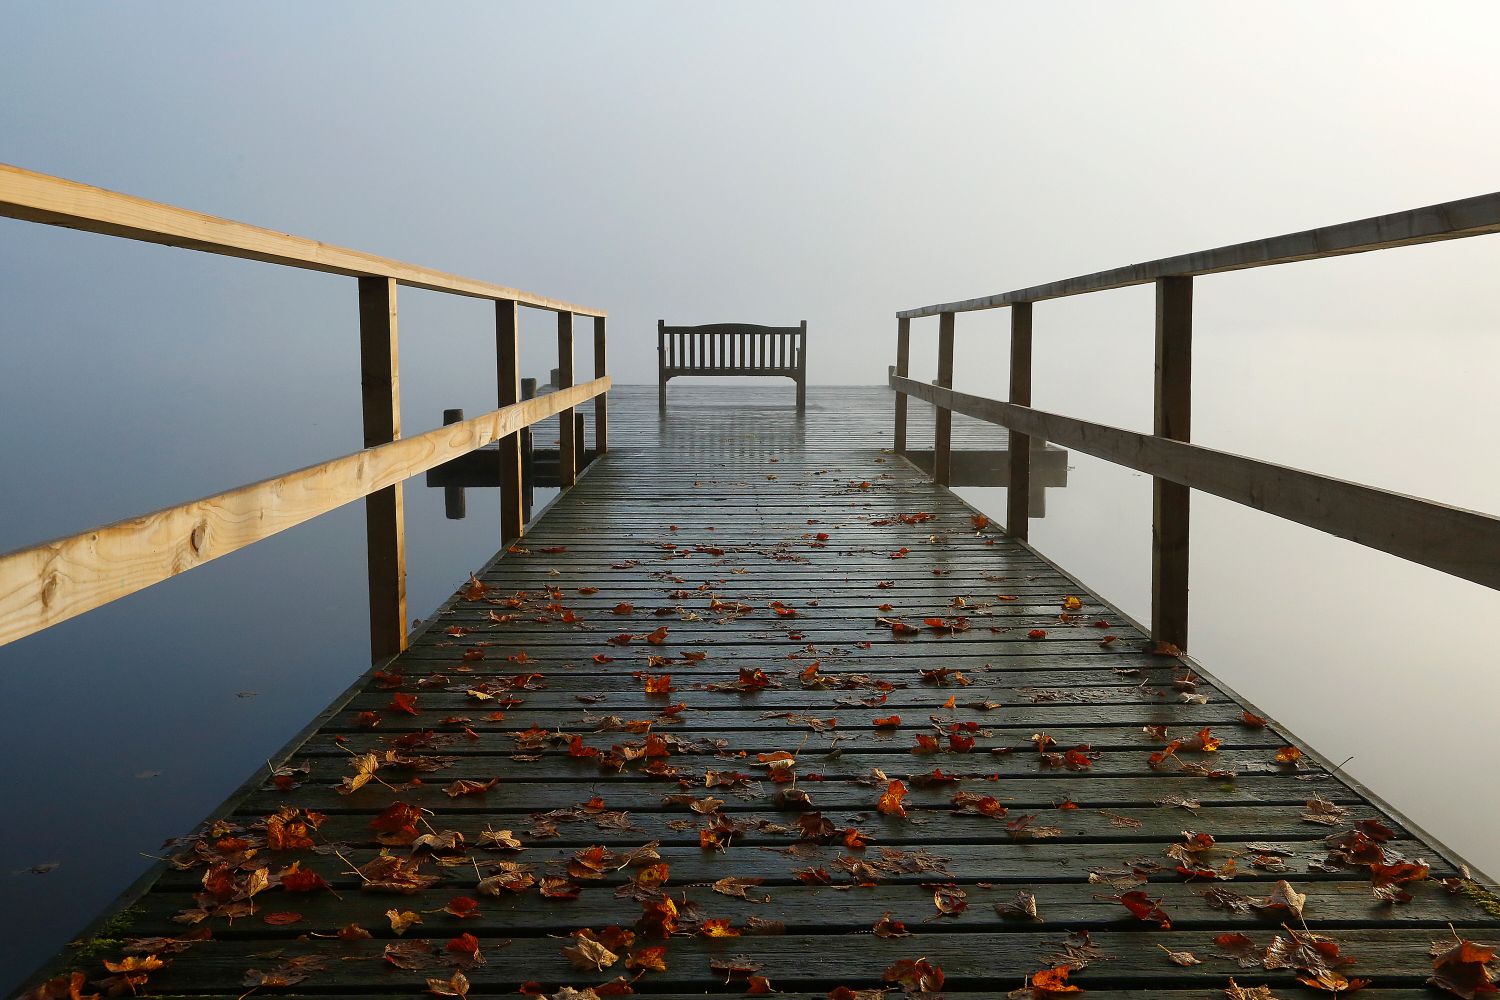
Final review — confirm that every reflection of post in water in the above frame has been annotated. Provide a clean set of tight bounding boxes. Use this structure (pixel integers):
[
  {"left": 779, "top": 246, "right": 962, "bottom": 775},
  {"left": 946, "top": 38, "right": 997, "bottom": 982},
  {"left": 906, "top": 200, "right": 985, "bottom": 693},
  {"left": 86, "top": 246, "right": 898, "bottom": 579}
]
[
  {"left": 440, "top": 409, "right": 466, "bottom": 519},
  {"left": 425, "top": 374, "right": 587, "bottom": 521},
  {"left": 902, "top": 434, "right": 1067, "bottom": 516}
]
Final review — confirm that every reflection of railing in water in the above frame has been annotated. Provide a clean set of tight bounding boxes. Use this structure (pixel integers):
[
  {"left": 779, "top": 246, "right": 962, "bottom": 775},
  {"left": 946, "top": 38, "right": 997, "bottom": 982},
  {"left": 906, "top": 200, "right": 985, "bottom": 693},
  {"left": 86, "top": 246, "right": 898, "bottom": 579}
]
[
  {"left": 427, "top": 378, "right": 603, "bottom": 522},
  {"left": 892, "top": 189, "right": 1500, "bottom": 652},
  {"left": 0, "top": 164, "right": 611, "bottom": 662}
]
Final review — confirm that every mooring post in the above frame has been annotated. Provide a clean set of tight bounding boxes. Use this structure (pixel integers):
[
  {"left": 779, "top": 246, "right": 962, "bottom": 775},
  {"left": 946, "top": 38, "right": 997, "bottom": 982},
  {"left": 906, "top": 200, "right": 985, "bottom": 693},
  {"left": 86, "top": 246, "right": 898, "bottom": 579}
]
[
  {"left": 557, "top": 311, "right": 576, "bottom": 488},
  {"left": 357, "top": 276, "right": 407, "bottom": 662},
  {"left": 1006, "top": 302, "right": 1033, "bottom": 539},
  {"left": 1152, "top": 276, "right": 1193, "bottom": 651},
  {"left": 441, "top": 408, "right": 467, "bottom": 520},
  {"left": 893, "top": 315, "right": 910, "bottom": 454},
  {"left": 933, "top": 311, "right": 955, "bottom": 487},
  {"left": 496, "top": 300, "right": 523, "bottom": 544},
  {"left": 520, "top": 377, "right": 536, "bottom": 522}
]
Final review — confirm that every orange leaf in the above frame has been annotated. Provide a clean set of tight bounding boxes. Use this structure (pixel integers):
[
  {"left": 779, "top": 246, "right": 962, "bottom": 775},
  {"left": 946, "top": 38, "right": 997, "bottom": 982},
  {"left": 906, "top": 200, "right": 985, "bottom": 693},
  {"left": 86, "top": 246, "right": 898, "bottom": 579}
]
[
  {"left": 444, "top": 896, "right": 481, "bottom": 919},
  {"left": 1030, "top": 965, "right": 1083, "bottom": 994},
  {"left": 876, "top": 779, "right": 909, "bottom": 818}
]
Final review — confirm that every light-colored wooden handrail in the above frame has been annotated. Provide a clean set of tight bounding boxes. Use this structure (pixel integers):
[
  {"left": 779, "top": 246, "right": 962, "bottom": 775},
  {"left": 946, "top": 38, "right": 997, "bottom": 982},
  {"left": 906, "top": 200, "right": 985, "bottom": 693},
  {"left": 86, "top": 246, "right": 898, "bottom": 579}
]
[
  {"left": 0, "top": 378, "right": 610, "bottom": 648},
  {"left": 898, "top": 190, "right": 1500, "bottom": 318},
  {"left": 891, "top": 373, "right": 1500, "bottom": 592},
  {"left": 0, "top": 163, "right": 605, "bottom": 317}
]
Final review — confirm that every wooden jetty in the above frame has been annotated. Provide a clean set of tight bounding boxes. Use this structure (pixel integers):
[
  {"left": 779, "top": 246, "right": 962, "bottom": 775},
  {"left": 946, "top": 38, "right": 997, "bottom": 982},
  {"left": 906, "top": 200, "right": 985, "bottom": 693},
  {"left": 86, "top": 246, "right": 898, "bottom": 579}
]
[{"left": 5, "top": 164, "right": 1500, "bottom": 998}]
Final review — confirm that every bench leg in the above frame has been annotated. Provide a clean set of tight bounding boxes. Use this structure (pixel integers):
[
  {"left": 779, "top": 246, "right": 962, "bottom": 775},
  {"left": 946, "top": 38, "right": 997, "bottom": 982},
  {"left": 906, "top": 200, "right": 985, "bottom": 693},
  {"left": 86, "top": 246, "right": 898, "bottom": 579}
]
[
  {"left": 659, "top": 378, "right": 667, "bottom": 413},
  {"left": 795, "top": 377, "right": 806, "bottom": 411}
]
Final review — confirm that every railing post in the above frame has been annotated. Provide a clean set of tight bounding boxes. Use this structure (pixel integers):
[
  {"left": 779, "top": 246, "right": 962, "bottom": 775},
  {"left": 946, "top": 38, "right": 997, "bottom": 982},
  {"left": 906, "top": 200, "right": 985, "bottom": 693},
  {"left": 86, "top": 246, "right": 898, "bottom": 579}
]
[
  {"left": 796, "top": 318, "right": 808, "bottom": 410},
  {"left": 658, "top": 320, "right": 667, "bottom": 413},
  {"left": 557, "top": 311, "right": 576, "bottom": 488},
  {"left": 893, "top": 316, "right": 910, "bottom": 454},
  {"left": 496, "top": 299, "right": 524, "bottom": 545},
  {"left": 933, "top": 311, "right": 955, "bottom": 486},
  {"left": 357, "top": 276, "right": 406, "bottom": 663},
  {"left": 1006, "top": 302, "right": 1033, "bottom": 539},
  {"left": 1152, "top": 276, "right": 1193, "bottom": 651},
  {"left": 593, "top": 315, "right": 608, "bottom": 454}
]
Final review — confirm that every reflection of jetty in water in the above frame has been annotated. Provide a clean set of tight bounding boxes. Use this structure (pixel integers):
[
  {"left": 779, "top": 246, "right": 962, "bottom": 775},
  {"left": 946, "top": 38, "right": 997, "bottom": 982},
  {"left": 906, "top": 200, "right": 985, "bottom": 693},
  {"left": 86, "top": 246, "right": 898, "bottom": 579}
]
[{"left": 427, "top": 384, "right": 1068, "bottom": 519}]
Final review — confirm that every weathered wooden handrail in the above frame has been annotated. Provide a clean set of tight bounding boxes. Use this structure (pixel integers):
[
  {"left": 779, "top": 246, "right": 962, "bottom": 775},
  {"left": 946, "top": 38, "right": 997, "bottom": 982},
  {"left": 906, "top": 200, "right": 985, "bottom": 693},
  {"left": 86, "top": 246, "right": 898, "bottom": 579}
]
[
  {"left": 0, "top": 164, "right": 603, "bottom": 316},
  {"left": 898, "top": 190, "right": 1500, "bottom": 318},
  {"left": 892, "top": 374, "right": 1500, "bottom": 591},
  {"left": 893, "top": 191, "right": 1500, "bottom": 651},
  {"left": 0, "top": 164, "right": 610, "bottom": 660},
  {"left": 0, "top": 380, "right": 608, "bottom": 648}
]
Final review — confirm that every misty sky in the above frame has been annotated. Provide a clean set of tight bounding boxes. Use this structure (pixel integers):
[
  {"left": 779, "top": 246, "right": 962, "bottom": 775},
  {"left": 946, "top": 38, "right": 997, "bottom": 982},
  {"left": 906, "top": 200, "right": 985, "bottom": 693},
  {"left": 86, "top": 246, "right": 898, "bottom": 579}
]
[{"left": 3, "top": 2, "right": 1500, "bottom": 979}]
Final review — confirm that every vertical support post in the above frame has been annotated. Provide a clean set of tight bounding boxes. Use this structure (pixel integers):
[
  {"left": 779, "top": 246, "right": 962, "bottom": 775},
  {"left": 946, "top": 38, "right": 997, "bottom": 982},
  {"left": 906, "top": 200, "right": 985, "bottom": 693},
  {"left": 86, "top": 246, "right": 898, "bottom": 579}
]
[
  {"left": 893, "top": 316, "right": 910, "bottom": 453},
  {"left": 795, "top": 319, "right": 808, "bottom": 410},
  {"left": 557, "top": 311, "right": 576, "bottom": 488},
  {"left": 933, "top": 311, "right": 955, "bottom": 486},
  {"left": 520, "top": 377, "right": 536, "bottom": 522},
  {"left": 657, "top": 320, "right": 667, "bottom": 412},
  {"left": 1152, "top": 276, "right": 1193, "bottom": 651},
  {"left": 593, "top": 315, "right": 608, "bottom": 454},
  {"left": 496, "top": 299, "right": 523, "bottom": 545},
  {"left": 1006, "top": 302, "right": 1033, "bottom": 539},
  {"left": 357, "top": 276, "right": 406, "bottom": 663}
]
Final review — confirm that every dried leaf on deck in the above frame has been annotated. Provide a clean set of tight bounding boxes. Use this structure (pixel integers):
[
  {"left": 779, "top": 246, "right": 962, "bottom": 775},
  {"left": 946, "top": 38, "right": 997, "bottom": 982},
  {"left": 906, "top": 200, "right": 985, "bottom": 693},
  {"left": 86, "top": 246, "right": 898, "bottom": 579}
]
[
  {"left": 884, "top": 957, "right": 945, "bottom": 993},
  {"left": 427, "top": 970, "right": 470, "bottom": 997},
  {"left": 712, "top": 876, "right": 770, "bottom": 902},
  {"left": 1118, "top": 889, "right": 1172, "bottom": 928},
  {"left": 995, "top": 889, "right": 1041, "bottom": 921},
  {"left": 1428, "top": 934, "right": 1498, "bottom": 998},
  {"left": 562, "top": 930, "right": 620, "bottom": 971},
  {"left": 1159, "top": 944, "right": 1203, "bottom": 966},
  {"left": 1302, "top": 798, "right": 1351, "bottom": 825},
  {"left": 240, "top": 954, "right": 326, "bottom": 989}
]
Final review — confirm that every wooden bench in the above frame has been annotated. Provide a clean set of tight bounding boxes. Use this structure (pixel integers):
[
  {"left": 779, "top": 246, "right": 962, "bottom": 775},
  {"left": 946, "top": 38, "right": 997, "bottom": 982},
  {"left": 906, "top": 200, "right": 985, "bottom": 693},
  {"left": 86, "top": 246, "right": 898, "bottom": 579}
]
[{"left": 658, "top": 320, "right": 807, "bottom": 410}]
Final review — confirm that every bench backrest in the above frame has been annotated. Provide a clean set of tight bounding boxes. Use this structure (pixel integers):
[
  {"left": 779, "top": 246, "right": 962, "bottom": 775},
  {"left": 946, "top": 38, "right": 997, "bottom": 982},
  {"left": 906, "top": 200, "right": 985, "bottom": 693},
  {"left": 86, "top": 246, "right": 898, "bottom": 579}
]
[{"left": 658, "top": 321, "right": 806, "bottom": 376}]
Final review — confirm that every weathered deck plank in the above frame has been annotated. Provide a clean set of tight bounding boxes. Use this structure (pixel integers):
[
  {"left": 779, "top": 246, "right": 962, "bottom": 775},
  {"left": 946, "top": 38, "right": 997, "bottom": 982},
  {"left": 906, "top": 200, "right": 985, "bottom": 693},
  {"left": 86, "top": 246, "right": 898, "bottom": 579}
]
[{"left": 22, "top": 386, "right": 1499, "bottom": 998}]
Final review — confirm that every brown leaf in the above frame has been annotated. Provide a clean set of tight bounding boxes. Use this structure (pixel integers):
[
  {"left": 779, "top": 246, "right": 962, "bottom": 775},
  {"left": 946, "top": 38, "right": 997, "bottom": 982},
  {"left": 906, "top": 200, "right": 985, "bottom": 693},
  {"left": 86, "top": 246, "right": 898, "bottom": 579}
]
[
  {"left": 1429, "top": 935, "right": 1499, "bottom": 998},
  {"left": 995, "top": 889, "right": 1041, "bottom": 921},
  {"left": 562, "top": 930, "right": 621, "bottom": 971},
  {"left": 427, "top": 970, "right": 470, "bottom": 998},
  {"left": 712, "top": 876, "right": 770, "bottom": 903}
]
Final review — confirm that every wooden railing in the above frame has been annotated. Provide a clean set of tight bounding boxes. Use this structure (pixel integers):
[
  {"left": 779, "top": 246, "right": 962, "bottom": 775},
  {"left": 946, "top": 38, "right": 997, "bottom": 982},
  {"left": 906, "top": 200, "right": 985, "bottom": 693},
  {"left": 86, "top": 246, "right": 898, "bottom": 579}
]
[
  {"left": 0, "top": 164, "right": 610, "bottom": 659},
  {"left": 892, "top": 191, "right": 1500, "bottom": 652}
]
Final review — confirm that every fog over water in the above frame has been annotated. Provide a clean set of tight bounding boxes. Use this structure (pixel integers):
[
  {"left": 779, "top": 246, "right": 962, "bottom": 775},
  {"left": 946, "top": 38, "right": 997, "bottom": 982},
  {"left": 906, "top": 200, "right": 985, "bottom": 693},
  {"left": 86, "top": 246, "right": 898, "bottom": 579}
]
[{"left": 4, "top": 1, "right": 1500, "bottom": 990}]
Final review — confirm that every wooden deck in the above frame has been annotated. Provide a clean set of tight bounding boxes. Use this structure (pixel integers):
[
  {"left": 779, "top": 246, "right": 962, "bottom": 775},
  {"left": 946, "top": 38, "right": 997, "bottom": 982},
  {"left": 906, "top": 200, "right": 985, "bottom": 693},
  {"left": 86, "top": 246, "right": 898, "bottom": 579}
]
[{"left": 28, "top": 386, "right": 1500, "bottom": 998}]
